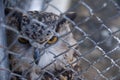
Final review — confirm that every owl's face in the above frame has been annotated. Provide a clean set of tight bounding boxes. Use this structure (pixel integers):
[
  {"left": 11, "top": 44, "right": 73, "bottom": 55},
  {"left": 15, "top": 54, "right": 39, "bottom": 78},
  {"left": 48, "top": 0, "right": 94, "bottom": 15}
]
[
  {"left": 20, "top": 11, "right": 59, "bottom": 48},
  {"left": 5, "top": 8, "right": 76, "bottom": 47},
  {"left": 5, "top": 8, "right": 77, "bottom": 79}
]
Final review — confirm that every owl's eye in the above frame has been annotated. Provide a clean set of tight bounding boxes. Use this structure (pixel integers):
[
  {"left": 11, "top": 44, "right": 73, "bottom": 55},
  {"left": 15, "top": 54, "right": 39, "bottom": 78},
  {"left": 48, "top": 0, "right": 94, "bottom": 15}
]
[
  {"left": 18, "top": 37, "right": 29, "bottom": 44},
  {"left": 47, "top": 36, "right": 58, "bottom": 44}
]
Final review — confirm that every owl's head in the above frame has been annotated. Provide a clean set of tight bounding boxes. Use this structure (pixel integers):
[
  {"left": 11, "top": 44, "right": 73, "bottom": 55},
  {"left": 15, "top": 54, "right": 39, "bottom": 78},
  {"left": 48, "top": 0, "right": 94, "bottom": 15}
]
[{"left": 5, "top": 7, "right": 76, "bottom": 49}]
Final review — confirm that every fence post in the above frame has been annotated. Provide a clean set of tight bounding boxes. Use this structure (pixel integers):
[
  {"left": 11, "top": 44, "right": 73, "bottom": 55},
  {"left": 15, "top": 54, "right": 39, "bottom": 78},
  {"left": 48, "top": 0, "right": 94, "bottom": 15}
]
[{"left": 0, "top": 0, "right": 9, "bottom": 80}]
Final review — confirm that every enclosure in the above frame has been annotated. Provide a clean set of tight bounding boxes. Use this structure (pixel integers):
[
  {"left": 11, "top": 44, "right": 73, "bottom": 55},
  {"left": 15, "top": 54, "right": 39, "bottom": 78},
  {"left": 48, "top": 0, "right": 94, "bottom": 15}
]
[{"left": 0, "top": 0, "right": 120, "bottom": 80}]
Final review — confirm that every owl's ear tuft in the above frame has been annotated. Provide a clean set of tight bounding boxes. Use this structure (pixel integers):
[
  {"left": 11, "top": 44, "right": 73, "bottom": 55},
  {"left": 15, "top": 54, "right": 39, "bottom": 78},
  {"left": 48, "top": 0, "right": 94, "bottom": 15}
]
[
  {"left": 59, "top": 12, "right": 77, "bottom": 24},
  {"left": 4, "top": 7, "right": 23, "bottom": 17},
  {"left": 56, "top": 12, "right": 76, "bottom": 32},
  {"left": 4, "top": 8, "right": 23, "bottom": 31},
  {"left": 65, "top": 12, "right": 77, "bottom": 20},
  {"left": 4, "top": 7, "right": 13, "bottom": 16}
]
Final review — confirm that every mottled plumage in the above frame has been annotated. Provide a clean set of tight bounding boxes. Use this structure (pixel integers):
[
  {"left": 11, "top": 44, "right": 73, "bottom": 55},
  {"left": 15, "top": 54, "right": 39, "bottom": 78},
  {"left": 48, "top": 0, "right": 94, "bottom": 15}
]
[{"left": 5, "top": 8, "right": 78, "bottom": 80}]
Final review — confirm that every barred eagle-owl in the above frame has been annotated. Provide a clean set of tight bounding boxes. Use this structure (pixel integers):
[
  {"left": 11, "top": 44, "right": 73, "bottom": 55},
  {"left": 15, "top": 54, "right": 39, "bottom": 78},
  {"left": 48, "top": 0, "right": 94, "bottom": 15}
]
[{"left": 5, "top": 8, "right": 78, "bottom": 80}]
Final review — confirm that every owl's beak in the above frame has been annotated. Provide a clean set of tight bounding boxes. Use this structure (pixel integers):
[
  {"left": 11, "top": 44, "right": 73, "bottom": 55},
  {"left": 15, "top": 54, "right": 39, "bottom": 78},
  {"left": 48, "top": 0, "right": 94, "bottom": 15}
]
[{"left": 33, "top": 48, "right": 41, "bottom": 65}]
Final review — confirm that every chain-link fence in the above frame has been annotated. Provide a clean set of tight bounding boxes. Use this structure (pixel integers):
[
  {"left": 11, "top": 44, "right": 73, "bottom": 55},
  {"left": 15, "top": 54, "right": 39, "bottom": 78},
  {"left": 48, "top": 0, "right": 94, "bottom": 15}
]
[{"left": 0, "top": 0, "right": 120, "bottom": 80}]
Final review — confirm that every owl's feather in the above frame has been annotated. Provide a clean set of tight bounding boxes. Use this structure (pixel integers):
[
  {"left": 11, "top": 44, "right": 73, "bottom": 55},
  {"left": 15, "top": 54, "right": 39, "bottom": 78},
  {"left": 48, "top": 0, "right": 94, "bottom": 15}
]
[{"left": 6, "top": 8, "right": 77, "bottom": 80}]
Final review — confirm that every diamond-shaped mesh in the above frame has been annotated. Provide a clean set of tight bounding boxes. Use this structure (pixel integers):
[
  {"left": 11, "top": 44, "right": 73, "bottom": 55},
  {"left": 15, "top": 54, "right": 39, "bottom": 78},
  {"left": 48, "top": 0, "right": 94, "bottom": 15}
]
[{"left": 0, "top": 0, "right": 120, "bottom": 80}]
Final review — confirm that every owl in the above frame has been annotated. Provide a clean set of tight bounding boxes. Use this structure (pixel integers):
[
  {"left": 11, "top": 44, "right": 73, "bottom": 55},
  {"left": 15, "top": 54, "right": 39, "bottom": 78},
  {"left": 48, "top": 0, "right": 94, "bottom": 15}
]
[{"left": 5, "top": 8, "right": 79, "bottom": 80}]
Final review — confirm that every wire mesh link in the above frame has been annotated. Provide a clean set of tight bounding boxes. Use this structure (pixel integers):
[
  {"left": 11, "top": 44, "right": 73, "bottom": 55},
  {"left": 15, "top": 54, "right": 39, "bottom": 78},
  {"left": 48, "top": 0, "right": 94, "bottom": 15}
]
[{"left": 0, "top": 0, "right": 120, "bottom": 80}]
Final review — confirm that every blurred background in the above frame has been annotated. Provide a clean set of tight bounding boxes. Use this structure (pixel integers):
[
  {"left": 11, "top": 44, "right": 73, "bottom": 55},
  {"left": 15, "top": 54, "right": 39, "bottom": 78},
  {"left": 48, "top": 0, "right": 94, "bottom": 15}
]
[{"left": 1, "top": 0, "right": 120, "bottom": 80}]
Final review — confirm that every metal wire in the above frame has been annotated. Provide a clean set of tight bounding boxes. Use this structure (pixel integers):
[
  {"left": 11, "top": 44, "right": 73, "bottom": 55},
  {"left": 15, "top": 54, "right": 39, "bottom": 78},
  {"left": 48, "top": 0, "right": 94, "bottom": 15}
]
[{"left": 1, "top": 0, "right": 120, "bottom": 80}]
